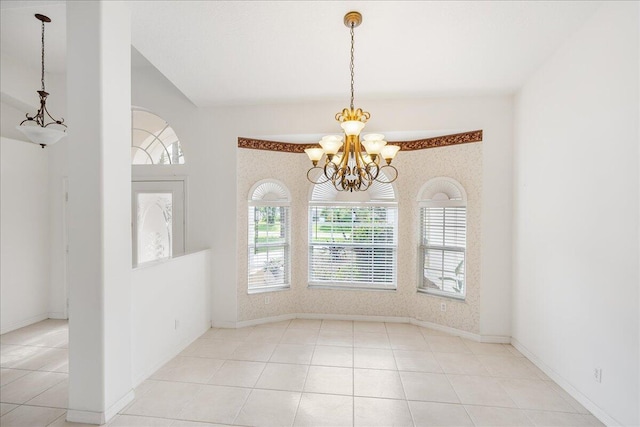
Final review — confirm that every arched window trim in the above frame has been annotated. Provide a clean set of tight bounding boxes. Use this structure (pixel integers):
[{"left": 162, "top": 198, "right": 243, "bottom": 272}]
[
  {"left": 249, "top": 179, "right": 291, "bottom": 207},
  {"left": 247, "top": 179, "right": 291, "bottom": 293},
  {"left": 309, "top": 169, "right": 398, "bottom": 205},
  {"left": 418, "top": 177, "right": 467, "bottom": 300},
  {"left": 131, "top": 106, "right": 185, "bottom": 165}
]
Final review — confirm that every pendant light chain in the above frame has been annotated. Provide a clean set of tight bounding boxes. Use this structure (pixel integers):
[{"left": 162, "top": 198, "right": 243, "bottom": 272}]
[
  {"left": 40, "top": 19, "right": 46, "bottom": 92},
  {"left": 349, "top": 22, "right": 355, "bottom": 111}
]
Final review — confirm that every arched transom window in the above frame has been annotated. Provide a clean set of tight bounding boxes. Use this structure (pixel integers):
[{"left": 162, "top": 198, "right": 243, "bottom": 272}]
[{"left": 131, "top": 107, "right": 185, "bottom": 165}]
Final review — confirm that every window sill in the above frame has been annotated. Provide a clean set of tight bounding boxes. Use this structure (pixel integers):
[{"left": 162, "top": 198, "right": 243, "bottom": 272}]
[
  {"left": 417, "top": 287, "right": 466, "bottom": 301},
  {"left": 308, "top": 283, "right": 397, "bottom": 292},
  {"left": 247, "top": 285, "right": 291, "bottom": 295}
]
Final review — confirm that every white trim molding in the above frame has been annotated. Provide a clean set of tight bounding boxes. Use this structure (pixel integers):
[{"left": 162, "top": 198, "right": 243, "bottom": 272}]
[
  {"left": 0, "top": 313, "right": 49, "bottom": 335},
  {"left": 48, "top": 312, "right": 67, "bottom": 320},
  {"left": 67, "top": 389, "right": 135, "bottom": 425},
  {"left": 511, "top": 338, "right": 619, "bottom": 427},
  {"left": 218, "top": 313, "right": 508, "bottom": 343}
]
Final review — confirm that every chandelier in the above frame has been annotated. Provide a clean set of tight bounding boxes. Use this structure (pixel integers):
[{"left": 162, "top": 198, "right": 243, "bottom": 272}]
[
  {"left": 16, "top": 14, "right": 67, "bottom": 148},
  {"left": 305, "top": 11, "right": 399, "bottom": 192}
]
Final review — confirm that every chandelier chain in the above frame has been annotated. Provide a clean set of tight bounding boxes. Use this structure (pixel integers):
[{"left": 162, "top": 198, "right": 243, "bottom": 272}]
[
  {"left": 350, "top": 22, "right": 355, "bottom": 111},
  {"left": 40, "top": 19, "right": 46, "bottom": 92}
]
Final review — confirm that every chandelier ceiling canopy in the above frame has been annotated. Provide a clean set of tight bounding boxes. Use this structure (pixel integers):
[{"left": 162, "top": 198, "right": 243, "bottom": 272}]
[
  {"left": 305, "top": 11, "right": 399, "bottom": 192},
  {"left": 16, "top": 13, "right": 67, "bottom": 148}
]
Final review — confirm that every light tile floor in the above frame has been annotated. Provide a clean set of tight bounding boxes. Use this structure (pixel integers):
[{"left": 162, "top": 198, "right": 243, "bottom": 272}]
[{"left": 0, "top": 319, "right": 604, "bottom": 427}]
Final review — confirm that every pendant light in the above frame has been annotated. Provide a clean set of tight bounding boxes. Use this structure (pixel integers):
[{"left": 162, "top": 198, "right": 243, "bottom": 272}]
[
  {"left": 16, "top": 14, "right": 67, "bottom": 148},
  {"left": 305, "top": 11, "right": 399, "bottom": 192}
]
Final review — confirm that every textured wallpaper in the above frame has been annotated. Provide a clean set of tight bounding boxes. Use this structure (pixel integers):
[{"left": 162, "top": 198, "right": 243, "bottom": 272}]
[{"left": 237, "top": 143, "right": 482, "bottom": 334}]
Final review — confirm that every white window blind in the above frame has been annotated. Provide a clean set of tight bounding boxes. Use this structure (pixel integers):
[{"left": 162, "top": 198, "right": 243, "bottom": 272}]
[
  {"left": 248, "top": 206, "right": 289, "bottom": 291},
  {"left": 309, "top": 205, "right": 397, "bottom": 289},
  {"left": 419, "top": 206, "right": 466, "bottom": 297}
]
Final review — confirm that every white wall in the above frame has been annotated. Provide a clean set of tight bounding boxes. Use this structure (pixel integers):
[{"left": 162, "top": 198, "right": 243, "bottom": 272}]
[
  {"left": 1, "top": 51, "right": 69, "bottom": 321},
  {"left": 131, "top": 249, "right": 212, "bottom": 385},
  {"left": 513, "top": 2, "right": 639, "bottom": 426},
  {"left": 0, "top": 52, "right": 43, "bottom": 112},
  {"left": 0, "top": 137, "right": 50, "bottom": 333}
]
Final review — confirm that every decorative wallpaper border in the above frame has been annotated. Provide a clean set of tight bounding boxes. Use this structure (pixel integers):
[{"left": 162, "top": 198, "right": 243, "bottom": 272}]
[{"left": 237, "top": 130, "right": 483, "bottom": 153}]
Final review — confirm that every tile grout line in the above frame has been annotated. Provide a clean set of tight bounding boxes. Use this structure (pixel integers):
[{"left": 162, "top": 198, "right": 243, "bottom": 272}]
[
  {"left": 351, "top": 320, "right": 355, "bottom": 427},
  {"left": 289, "top": 320, "right": 312, "bottom": 427},
  {"left": 384, "top": 322, "right": 416, "bottom": 426}
]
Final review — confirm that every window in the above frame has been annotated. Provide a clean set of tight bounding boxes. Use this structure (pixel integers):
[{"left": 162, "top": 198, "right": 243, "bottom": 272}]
[
  {"left": 309, "top": 175, "right": 397, "bottom": 289},
  {"left": 418, "top": 177, "right": 467, "bottom": 299},
  {"left": 132, "top": 180, "right": 185, "bottom": 267},
  {"left": 131, "top": 107, "right": 185, "bottom": 165},
  {"left": 248, "top": 180, "right": 290, "bottom": 292}
]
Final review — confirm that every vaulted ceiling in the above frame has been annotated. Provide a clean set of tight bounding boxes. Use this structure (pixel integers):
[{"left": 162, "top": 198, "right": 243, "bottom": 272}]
[{"left": 1, "top": 1, "right": 601, "bottom": 107}]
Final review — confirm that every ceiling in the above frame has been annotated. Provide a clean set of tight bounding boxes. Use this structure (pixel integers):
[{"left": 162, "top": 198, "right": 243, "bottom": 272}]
[{"left": 1, "top": 1, "right": 601, "bottom": 107}]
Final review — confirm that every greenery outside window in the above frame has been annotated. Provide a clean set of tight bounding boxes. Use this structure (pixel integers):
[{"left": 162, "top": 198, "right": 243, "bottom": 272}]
[{"left": 308, "top": 173, "right": 397, "bottom": 290}]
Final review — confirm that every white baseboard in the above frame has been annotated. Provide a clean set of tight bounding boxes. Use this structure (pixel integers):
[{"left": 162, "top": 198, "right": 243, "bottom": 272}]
[
  {"left": 212, "top": 319, "right": 244, "bottom": 328},
  {"left": 104, "top": 389, "right": 135, "bottom": 423},
  {"left": 0, "top": 313, "right": 49, "bottom": 334},
  {"left": 230, "top": 313, "right": 295, "bottom": 328},
  {"left": 48, "top": 312, "right": 67, "bottom": 320},
  {"left": 511, "top": 338, "right": 619, "bottom": 427},
  {"left": 298, "top": 312, "right": 413, "bottom": 324},
  {"left": 67, "top": 389, "right": 135, "bottom": 425},
  {"left": 223, "top": 313, "right": 504, "bottom": 343},
  {"left": 132, "top": 322, "right": 211, "bottom": 387}
]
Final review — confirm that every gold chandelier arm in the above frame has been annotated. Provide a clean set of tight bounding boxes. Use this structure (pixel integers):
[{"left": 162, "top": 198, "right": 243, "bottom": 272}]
[
  {"left": 379, "top": 164, "right": 399, "bottom": 183},
  {"left": 307, "top": 166, "right": 330, "bottom": 185}
]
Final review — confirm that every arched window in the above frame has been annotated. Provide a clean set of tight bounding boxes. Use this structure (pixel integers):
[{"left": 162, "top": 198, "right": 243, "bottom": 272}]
[
  {"left": 131, "top": 107, "right": 185, "bottom": 165},
  {"left": 248, "top": 180, "right": 291, "bottom": 292},
  {"left": 309, "top": 175, "right": 397, "bottom": 289},
  {"left": 418, "top": 177, "right": 467, "bottom": 299}
]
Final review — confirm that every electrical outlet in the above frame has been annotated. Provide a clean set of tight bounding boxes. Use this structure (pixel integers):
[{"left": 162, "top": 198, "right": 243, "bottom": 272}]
[
  {"left": 594, "top": 368, "right": 602, "bottom": 383},
  {"left": 440, "top": 302, "right": 446, "bottom": 312},
  {"left": 265, "top": 296, "right": 272, "bottom": 305}
]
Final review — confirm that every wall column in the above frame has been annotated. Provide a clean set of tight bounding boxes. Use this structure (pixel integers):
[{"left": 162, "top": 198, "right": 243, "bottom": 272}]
[{"left": 66, "top": 1, "right": 132, "bottom": 424}]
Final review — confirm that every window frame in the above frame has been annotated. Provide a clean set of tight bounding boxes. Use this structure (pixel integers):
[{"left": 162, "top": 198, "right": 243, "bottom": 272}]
[
  {"left": 417, "top": 178, "right": 467, "bottom": 300},
  {"left": 308, "top": 201, "right": 398, "bottom": 291},
  {"left": 247, "top": 180, "right": 291, "bottom": 294}
]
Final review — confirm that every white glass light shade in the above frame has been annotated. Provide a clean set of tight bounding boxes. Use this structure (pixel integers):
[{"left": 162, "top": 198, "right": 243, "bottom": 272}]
[
  {"left": 380, "top": 144, "right": 400, "bottom": 161},
  {"left": 305, "top": 147, "right": 324, "bottom": 162},
  {"left": 363, "top": 133, "right": 385, "bottom": 141},
  {"left": 16, "top": 125, "right": 66, "bottom": 146},
  {"left": 361, "top": 139, "right": 387, "bottom": 155},
  {"left": 319, "top": 136, "right": 343, "bottom": 155},
  {"left": 340, "top": 120, "right": 365, "bottom": 136}
]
